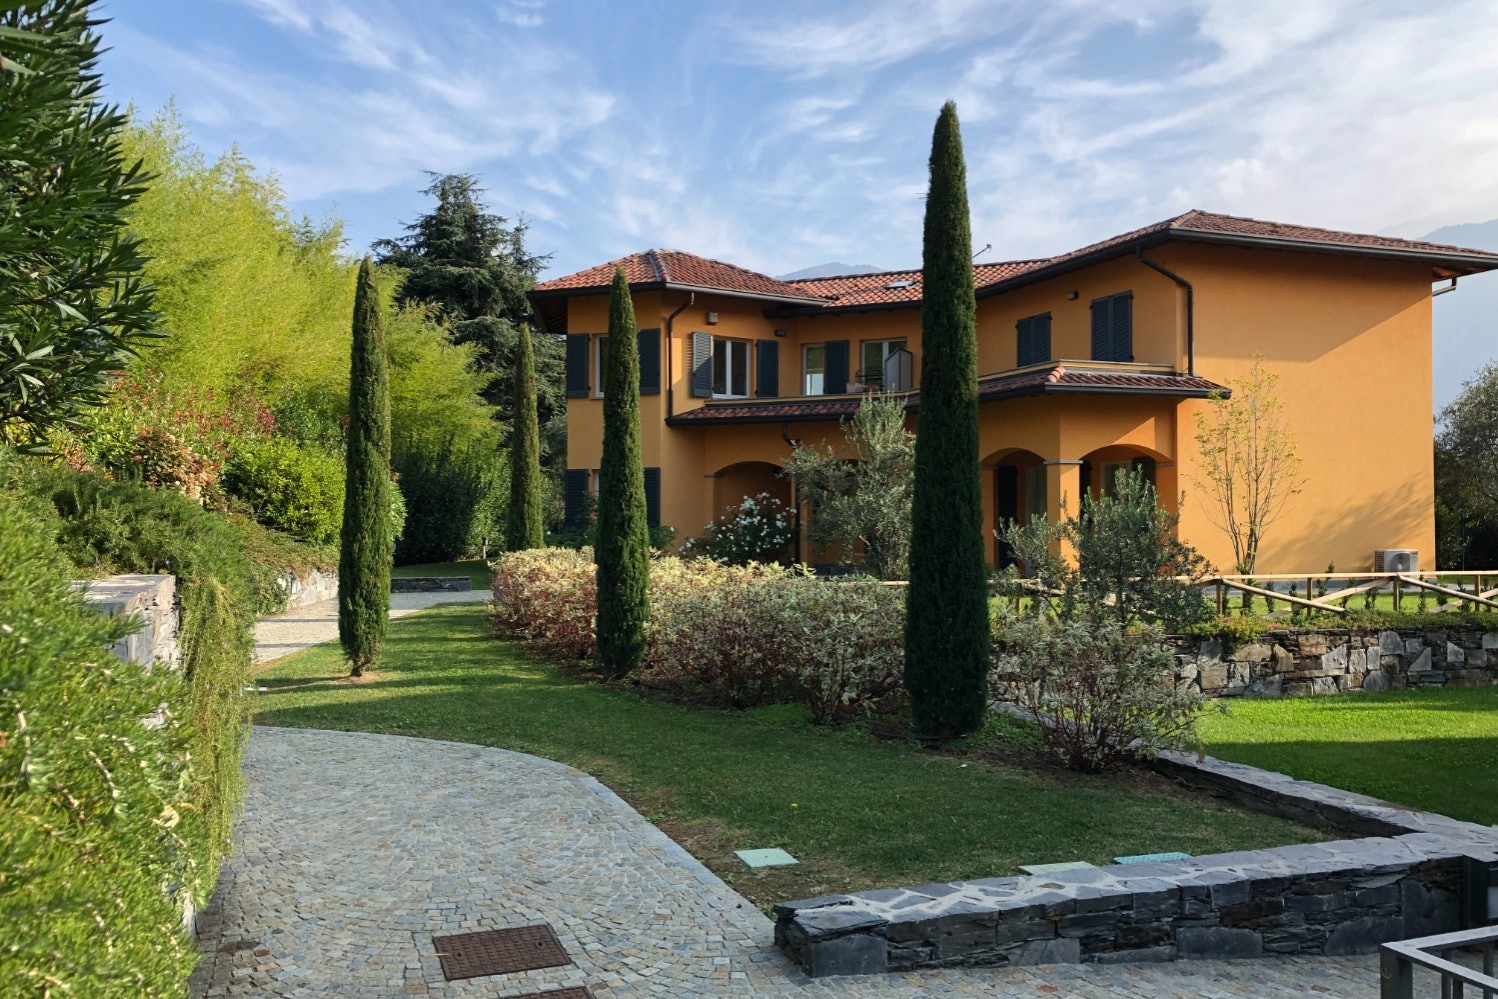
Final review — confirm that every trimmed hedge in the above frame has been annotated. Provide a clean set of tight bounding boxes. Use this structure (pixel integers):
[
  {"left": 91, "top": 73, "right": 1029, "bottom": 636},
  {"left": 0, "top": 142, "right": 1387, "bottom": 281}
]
[
  {"left": 491, "top": 550, "right": 905, "bottom": 724},
  {"left": 221, "top": 435, "right": 344, "bottom": 545},
  {"left": 0, "top": 485, "right": 197, "bottom": 995}
]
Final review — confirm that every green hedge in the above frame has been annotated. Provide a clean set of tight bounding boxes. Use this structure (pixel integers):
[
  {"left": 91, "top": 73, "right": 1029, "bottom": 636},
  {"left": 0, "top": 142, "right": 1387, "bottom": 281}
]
[
  {"left": 0, "top": 487, "right": 197, "bottom": 995},
  {"left": 221, "top": 436, "right": 344, "bottom": 545}
]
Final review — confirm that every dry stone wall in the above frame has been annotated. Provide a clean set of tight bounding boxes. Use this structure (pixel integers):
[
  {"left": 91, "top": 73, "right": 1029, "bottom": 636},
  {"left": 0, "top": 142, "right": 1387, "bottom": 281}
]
[
  {"left": 1169, "top": 625, "right": 1498, "bottom": 698},
  {"left": 77, "top": 574, "right": 180, "bottom": 668}
]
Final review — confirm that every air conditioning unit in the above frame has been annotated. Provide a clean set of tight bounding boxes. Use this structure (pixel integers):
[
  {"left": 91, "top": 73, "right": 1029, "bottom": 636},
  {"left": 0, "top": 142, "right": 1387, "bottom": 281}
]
[{"left": 1374, "top": 548, "right": 1419, "bottom": 573}]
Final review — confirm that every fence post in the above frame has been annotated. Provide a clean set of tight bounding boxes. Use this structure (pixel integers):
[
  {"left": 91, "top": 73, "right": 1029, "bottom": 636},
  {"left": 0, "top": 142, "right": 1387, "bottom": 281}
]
[
  {"left": 1394, "top": 578, "right": 1402, "bottom": 612},
  {"left": 1379, "top": 946, "right": 1414, "bottom": 999},
  {"left": 1216, "top": 581, "right": 1225, "bottom": 617}
]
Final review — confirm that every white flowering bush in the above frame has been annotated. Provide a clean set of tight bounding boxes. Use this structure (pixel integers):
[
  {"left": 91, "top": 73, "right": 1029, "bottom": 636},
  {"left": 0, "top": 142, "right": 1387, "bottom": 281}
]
[{"left": 681, "top": 492, "right": 795, "bottom": 565}]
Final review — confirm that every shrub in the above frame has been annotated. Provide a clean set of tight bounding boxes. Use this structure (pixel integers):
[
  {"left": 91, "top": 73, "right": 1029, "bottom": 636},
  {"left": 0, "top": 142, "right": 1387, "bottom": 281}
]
[
  {"left": 128, "top": 424, "right": 219, "bottom": 501},
  {"left": 0, "top": 484, "right": 197, "bottom": 995},
  {"left": 680, "top": 492, "right": 795, "bottom": 565},
  {"left": 221, "top": 436, "right": 344, "bottom": 545},
  {"left": 492, "top": 550, "right": 905, "bottom": 724},
  {"left": 992, "top": 618, "right": 1200, "bottom": 772},
  {"left": 392, "top": 433, "right": 502, "bottom": 564}
]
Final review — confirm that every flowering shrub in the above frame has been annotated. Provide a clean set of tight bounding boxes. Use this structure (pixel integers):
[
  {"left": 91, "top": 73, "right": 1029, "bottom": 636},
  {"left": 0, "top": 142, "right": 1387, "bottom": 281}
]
[
  {"left": 127, "top": 425, "right": 218, "bottom": 501},
  {"left": 491, "top": 549, "right": 905, "bottom": 724},
  {"left": 681, "top": 492, "right": 795, "bottom": 565},
  {"left": 991, "top": 619, "right": 1201, "bottom": 772}
]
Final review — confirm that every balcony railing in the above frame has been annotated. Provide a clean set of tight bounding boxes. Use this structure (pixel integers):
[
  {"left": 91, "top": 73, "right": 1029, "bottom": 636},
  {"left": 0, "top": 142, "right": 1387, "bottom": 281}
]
[{"left": 1382, "top": 927, "right": 1498, "bottom": 998}]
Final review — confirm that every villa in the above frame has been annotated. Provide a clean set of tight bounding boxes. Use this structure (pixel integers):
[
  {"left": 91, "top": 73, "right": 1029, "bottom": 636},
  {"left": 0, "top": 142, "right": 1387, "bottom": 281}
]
[{"left": 530, "top": 211, "right": 1498, "bottom": 574}]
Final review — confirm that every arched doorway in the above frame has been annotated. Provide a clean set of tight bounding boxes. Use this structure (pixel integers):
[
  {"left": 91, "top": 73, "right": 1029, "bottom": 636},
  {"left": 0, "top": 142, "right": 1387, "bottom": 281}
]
[
  {"left": 987, "top": 449, "right": 1046, "bottom": 569},
  {"left": 1079, "top": 445, "right": 1163, "bottom": 503}
]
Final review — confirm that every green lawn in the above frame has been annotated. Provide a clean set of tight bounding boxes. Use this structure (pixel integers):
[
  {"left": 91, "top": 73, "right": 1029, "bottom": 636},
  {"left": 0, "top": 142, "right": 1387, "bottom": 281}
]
[
  {"left": 392, "top": 559, "right": 492, "bottom": 590},
  {"left": 255, "top": 604, "right": 1325, "bottom": 907},
  {"left": 1200, "top": 687, "right": 1498, "bottom": 825}
]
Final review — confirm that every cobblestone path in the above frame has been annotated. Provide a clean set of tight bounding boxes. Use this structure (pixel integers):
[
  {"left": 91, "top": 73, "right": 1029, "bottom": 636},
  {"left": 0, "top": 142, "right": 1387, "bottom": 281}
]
[{"left": 191, "top": 726, "right": 1386, "bottom": 997}]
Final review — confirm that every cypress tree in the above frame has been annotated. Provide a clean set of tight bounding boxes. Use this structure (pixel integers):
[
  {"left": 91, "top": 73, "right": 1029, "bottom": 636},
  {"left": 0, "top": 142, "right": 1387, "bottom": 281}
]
[
  {"left": 504, "top": 322, "right": 545, "bottom": 550},
  {"left": 904, "top": 101, "right": 989, "bottom": 737},
  {"left": 594, "top": 268, "right": 650, "bottom": 678},
  {"left": 338, "top": 258, "right": 393, "bottom": 677}
]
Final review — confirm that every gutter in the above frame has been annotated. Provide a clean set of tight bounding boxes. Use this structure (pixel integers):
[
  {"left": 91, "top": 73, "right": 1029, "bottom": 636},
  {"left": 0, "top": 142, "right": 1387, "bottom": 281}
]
[
  {"left": 664, "top": 292, "right": 695, "bottom": 420},
  {"left": 1135, "top": 248, "right": 1195, "bottom": 376}
]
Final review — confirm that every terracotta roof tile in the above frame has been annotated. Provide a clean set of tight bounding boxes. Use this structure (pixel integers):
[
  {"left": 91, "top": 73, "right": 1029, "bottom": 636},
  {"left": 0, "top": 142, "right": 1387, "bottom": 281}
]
[
  {"left": 665, "top": 366, "right": 1226, "bottom": 425},
  {"left": 784, "top": 261, "right": 1043, "bottom": 308},
  {"left": 532, "top": 248, "right": 825, "bottom": 303}
]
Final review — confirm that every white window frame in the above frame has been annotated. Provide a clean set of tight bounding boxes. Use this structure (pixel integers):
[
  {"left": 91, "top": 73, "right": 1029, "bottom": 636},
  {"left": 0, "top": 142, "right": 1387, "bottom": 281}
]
[
  {"left": 592, "top": 334, "right": 608, "bottom": 398},
  {"left": 803, "top": 343, "right": 825, "bottom": 396},
  {"left": 712, "top": 337, "right": 750, "bottom": 399}
]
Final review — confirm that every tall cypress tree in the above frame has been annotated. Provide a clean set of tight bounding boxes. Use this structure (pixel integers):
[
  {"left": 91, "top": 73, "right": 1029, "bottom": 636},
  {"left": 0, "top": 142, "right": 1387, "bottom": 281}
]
[
  {"left": 904, "top": 101, "right": 989, "bottom": 737},
  {"left": 339, "top": 258, "right": 393, "bottom": 677},
  {"left": 594, "top": 268, "right": 650, "bottom": 678},
  {"left": 504, "top": 322, "right": 545, "bottom": 550}
]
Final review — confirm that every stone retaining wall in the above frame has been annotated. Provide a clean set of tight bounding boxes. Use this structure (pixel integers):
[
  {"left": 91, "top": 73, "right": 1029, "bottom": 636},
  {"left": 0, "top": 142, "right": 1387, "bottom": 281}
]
[
  {"left": 279, "top": 567, "right": 337, "bottom": 611},
  {"left": 77, "top": 574, "right": 180, "bottom": 669},
  {"left": 391, "top": 576, "right": 472, "bottom": 593},
  {"left": 774, "top": 752, "right": 1498, "bottom": 978},
  {"left": 1168, "top": 624, "right": 1498, "bottom": 698}
]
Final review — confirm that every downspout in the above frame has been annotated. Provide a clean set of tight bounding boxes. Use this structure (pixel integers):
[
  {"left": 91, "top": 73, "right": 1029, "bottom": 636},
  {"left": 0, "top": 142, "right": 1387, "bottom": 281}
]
[
  {"left": 664, "top": 291, "right": 695, "bottom": 419},
  {"left": 780, "top": 420, "right": 802, "bottom": 565},
  {"left": 1433, "top": 277, "right": 1459, "bottom": 297},
  {"left": 1136, "top": 248, "right": 1195, "bottom": 376}
]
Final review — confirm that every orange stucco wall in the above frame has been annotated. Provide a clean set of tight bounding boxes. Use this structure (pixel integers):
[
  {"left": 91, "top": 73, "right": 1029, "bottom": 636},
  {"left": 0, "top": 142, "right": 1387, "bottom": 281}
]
[{"left": 561, "top": 239, "right": 1439, "bottom": 574}]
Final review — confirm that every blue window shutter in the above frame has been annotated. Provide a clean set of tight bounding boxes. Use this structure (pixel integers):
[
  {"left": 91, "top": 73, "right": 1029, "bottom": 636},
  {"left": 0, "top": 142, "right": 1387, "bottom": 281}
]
[
  {"left": 1112, "top": 293, "right": 1133, "bottom": 362},
  {"left": 690, "top": 332, "right": 713, "bottom": 398},
  {"left": 823, "top": 340, "right": 849, "bottom": 394},
  {"left": 563, "top": 469, "right": 590, "bottom": 527},
  {"left": 638, "top": 328, "right": 660, "bottom": 396},
  {"left": 565, "top": 334, "right": 590, "bottom": 397},
  {"left": 1035, "top": 313, "right": 1051, "bottom": 364},
  {"left": 643, "top": 467, "right": 661, "bottom": 528},
  {"left": 1090, "top": 297, "right": 1112, "bottom": 361},
  {"left": 756, "top": 340, "right": 779, "bottom": 397}
]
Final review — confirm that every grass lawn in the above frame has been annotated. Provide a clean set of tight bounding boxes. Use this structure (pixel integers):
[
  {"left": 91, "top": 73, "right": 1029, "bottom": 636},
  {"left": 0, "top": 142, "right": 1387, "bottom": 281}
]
[
  {"left": 255, "top": 604, "right": 1326, "bottom": 908},
  {"left": 392, "top": 559, "right": 492, "bottom": 590},
  {"left": 1200, "top": 686, "right": 1498, "bottom": 825}
]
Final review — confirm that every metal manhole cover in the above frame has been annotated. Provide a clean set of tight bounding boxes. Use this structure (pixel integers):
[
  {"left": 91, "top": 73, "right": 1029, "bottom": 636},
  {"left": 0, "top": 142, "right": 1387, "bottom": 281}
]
[
  {"left": 510, "top": 989, "right": 595, "bottom": 999},
  {"left": 432, "top": 924, "right": 571, "bottom": 980}
]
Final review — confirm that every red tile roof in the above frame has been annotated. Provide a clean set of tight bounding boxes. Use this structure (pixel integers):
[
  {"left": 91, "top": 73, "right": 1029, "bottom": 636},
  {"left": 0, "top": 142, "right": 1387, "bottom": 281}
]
[
  {"left": 665, "top": 366, "right": 1226, "bottom": 425},
  {"left": 533, "top": 211, "right": 1498, "bottom": 317},
  {"left": 531, "top": 248, "right": 825, "bottom": 304}
]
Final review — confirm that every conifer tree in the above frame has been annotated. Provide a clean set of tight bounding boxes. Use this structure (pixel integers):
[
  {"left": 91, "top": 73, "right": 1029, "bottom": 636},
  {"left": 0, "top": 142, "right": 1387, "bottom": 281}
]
[
  {"left": 504, "top": 322, "right": 545, "bottom": 550},
  {"left": 594, "top": 268, "right": 649, "bottom": 678},
  {"left": 904, "top": 101, "right": 989, "bottom": 737},
  {"left": 338, "top": 258, "right": 393, "bottom": 677}
]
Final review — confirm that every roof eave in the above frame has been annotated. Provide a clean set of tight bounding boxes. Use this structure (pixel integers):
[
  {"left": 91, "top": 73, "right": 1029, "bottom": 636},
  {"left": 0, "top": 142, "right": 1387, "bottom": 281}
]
[
  {"left": 529, "top": 280, "right": 827, "bottom": 307},
  {"left": 1166, "top": 229, "right": 1498, "bottom": 278}
]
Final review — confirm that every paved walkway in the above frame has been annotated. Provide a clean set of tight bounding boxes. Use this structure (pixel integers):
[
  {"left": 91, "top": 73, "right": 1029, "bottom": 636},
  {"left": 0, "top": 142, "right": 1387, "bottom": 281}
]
[
  {"left": 253, "top": 591, "right": 487, "bottom": 664},
  {"left": 197, "top": 597, "right": 1391, "bottom": 996}
]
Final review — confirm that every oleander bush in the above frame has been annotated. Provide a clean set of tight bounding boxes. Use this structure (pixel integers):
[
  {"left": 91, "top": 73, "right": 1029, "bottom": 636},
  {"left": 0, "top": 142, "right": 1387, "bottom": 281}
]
[
  {"left": 680, "top": 492, "right": 796, "bottom": 565},
  {"left": 992, "top": 618, "right": 1201, "bottom": 772},
  {"left": 490, "top": 550, "right": 905, "bottom": 723}
]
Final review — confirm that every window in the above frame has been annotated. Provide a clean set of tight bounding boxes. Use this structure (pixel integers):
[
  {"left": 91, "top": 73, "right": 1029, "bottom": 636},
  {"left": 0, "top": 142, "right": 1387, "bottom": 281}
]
[
  {"left": 1016, "top": 313, "right": 1051, "bottom": 368},
  {"left": 859, "top": 338, "right": 907, "bottom": 391},
  {"left": 712, "top": 338, "right": 750, "bottom": 398},
  {"left": 803, "top": 344, "right": 825, "bottom": 395},
  {"left": 1090, "top": 291, "right": 1133, "bottom": 363},
  {"left": 592, "top": 335, "right": 609, "bottom": 398}
]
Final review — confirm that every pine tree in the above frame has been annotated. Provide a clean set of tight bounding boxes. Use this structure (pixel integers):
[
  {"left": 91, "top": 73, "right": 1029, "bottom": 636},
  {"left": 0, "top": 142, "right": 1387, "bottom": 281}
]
[
  {"left": 594, "top": 268, "right": 650, "bottom": 678},
  {"left": 904, "top": 101, "right": 989, "bottom": 737},
  {"left": 338, "top": 258, "right": 393, "bottom": 677},
  {"left": 504, "top": 322, "right": 545, "bottom": 550}
]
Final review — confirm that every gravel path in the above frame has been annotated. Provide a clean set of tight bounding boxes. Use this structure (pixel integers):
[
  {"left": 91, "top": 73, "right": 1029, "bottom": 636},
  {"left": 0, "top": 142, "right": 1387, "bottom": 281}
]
[{"left": 193, "top": 599, "right": 1387, "bottom": 996}]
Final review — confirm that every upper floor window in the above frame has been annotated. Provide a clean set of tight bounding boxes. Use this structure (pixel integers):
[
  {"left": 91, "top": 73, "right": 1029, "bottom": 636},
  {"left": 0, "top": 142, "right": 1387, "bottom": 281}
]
[
  {"left": 593, "top": 334, "right": 609, "bottom": 398},
  {"left": 1090, "top": 291, "right": 1133, "bottom": 363},
  {"left": 803, "top": 344, "right": 825, "bottom": 395},
  {"left": 711, "top": 337, "right": 750, "bottom": 398},
  {"left": 859, "top": 338, "right": 909, "bottom": 392},
  {"left": 1016, "top": 313, "right": 1051, "bottom": 368}
]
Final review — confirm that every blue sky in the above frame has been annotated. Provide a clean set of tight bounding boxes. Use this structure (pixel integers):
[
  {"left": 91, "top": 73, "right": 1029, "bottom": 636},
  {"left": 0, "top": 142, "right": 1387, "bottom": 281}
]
[{"left": 99, "top": 0, "right": 1498, "bottom": 403}]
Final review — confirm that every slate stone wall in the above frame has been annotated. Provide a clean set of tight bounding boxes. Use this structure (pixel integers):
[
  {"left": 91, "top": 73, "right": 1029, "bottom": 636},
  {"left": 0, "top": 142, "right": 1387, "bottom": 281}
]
[
  {"left": 280, "top": 568, "right": 337, "bottom": 610},
  {"left": 77, "top": 574, "right": 181, "bottom": 669},
  {"left": 774, "top": 750, "right": 1498, "bottom": 978},
  {"left": 390, "top": 576, "right": 472, "bottom": 593},
  {"left": 1165, "top": 625, "right": 1498, "bottom": 698}
]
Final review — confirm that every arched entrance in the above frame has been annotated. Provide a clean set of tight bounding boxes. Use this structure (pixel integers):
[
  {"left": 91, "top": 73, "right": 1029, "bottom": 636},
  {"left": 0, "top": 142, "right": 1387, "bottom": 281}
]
[
  {"left": 986, "top": 449, "right": 1046, "bottom": 569},
  {"left": 1079, "top": 445, "right": 1164, "bottom": 503}
]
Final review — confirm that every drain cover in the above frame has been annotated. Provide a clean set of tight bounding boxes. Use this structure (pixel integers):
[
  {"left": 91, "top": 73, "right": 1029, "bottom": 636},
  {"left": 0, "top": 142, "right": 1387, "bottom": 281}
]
[
  {"left": 433, "top": 924, "right": 571, "bottom": 980},
  {"left": 510, "top": 989, "right": 595, "bottom": 999}
]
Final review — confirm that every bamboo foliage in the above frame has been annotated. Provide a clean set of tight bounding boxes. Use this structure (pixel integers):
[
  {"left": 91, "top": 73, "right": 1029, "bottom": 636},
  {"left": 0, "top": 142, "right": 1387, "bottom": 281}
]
[{"left": 1192, "top": 356, "right": 1305, "bottom": 574}]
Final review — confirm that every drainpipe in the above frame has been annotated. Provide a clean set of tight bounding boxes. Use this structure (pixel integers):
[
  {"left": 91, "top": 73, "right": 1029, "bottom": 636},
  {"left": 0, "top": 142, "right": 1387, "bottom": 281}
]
[
  {"left": 664, "top": 292, "right": 695, "bottom": 419},
  {"left": 1433, "top": 277, "right": 1459, "bottom": 297},
  {"left": 1136, "top": 248, "right": 1194, "bottom": 376},
  {"left": 780, "top": 420, "right": 802, "bottom": 565}
]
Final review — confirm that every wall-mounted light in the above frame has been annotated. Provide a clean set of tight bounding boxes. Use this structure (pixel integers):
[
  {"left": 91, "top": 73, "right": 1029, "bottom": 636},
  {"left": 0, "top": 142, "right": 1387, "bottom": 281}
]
[
  {"left": 1066, "top": 291, "right": 1079, "bottom": 301},
  {"left": 706, "top": 311, "right": 719, "bottom": 325},
  {"left": 774, "top": 328, "right": 787, "bottom": 337}
]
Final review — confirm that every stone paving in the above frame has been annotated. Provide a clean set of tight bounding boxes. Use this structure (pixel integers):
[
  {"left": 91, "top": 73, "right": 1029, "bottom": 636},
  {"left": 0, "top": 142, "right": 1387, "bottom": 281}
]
[
  {"left": 191, "top": 726, "right": 1392, "bottom": 997},
  {"left": 252, "top": 591, "right": 487, "bottom": 664}
]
